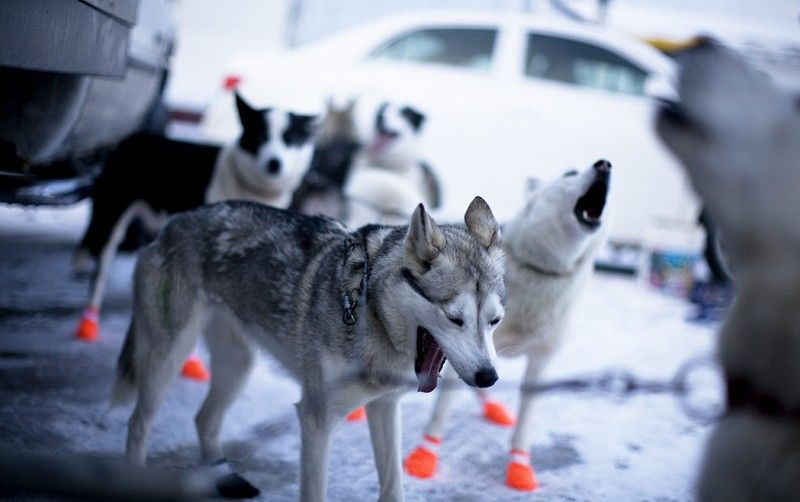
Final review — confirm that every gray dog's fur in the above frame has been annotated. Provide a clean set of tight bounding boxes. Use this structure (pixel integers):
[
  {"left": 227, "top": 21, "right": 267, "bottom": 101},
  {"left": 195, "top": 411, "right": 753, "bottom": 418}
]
[
  {"left": 656, "top": 40, "right": 800, "bottom": 501},
  {"left": 112, "top": 197, "right": 505, "bottom": 501}
]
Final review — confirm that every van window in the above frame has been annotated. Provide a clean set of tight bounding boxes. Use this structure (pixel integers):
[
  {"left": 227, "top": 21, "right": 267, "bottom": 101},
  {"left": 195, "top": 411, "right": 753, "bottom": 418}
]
[
  {"left": 371, "top": 28, "right": 497, "bottom": 72},
  {"left": 525, "top": 33, "right": 647, "bottom": 95}
]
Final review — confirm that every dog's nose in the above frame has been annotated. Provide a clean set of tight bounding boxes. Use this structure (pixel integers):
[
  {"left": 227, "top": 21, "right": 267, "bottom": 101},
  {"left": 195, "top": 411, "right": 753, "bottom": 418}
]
[
  {"left": 267, "top": 158, "right": 281, "bottom": 174},
  {"left": 593, "top": 159, "right": 612, "bottom": 173},
  {"left": 474, "top": 367, "right": 498, "bottom": 388}
]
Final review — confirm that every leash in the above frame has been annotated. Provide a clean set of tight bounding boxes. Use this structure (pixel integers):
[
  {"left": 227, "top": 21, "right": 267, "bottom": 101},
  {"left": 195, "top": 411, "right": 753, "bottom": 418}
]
[
  {"left": 337, "top": 355, "right": 726, "bottom": 425},
  {"left": 334, "top": 234, "right": 728, "bottom": 426}
]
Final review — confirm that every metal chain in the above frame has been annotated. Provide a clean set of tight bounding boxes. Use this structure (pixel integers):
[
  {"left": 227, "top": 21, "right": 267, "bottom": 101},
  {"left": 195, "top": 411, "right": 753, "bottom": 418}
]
[{"left": 336, "top": 356, "right": 725, "bottom": 425}]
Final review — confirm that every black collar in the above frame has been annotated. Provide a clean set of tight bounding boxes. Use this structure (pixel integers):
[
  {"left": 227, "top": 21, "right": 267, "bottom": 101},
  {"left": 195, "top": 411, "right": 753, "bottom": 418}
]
[
  {"left": 341, "top": 232, "right": 371, "bottom": 326},
  {"left": 519, "top": 260, "right": 570, "bottom": 277},
  {"left": 727, "top": 375, "right": 800, "bottom": 421}
]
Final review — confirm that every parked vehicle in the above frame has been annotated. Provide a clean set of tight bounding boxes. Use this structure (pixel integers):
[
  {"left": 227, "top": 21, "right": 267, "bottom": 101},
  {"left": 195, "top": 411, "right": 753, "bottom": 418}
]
[
  {"left": 0, "top": 0, "right": 176, "bottom": 205},
  {"left": 201, "top": 10, "right": 701, "bottom": 265}
]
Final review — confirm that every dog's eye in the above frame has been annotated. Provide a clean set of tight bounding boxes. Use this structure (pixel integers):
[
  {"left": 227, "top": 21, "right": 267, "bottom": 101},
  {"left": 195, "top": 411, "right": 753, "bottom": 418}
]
[
  {"left": 563, "top": 170, "right": 578, "bottom": 177},
  {"left": 447, "top": 316, "right": 464, "bottom": 327},
  {"left": 490, "top": 318, "right": 501, "bottom": 326}
]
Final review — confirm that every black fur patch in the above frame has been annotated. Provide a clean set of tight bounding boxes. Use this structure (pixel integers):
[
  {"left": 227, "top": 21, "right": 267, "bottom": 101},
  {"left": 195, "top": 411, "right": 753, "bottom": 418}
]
[
  {"left": 215, "top": 471, "right": 260, "bottom": 499},
  {"left": 375, "top": 103, "right": 398, "bottom": 138},
  {"left": 78, "top": 134, "right": 219, "bottom": 257},
  {"left": 282, "top": 113, "right": 317, "bottom": 147},
  {"left": 235, "top": 92, "right": 270, "bottom": 155},
  {"left": 401, "top": 267, "right": 433, "bottom": 302},
  {"left": 400, "top": 106, "right": 426, "bottom": 132}
]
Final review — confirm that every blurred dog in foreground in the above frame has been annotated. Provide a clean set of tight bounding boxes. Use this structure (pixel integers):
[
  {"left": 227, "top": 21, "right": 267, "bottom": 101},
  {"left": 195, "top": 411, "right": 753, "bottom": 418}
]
[
  {"left": 112, "top": 198, "right": 505, "bottom": 501},
  {"left": 405, "top": 160, "right": 611, "bottom": 491},
  {"left": 72, "top": 93, "right": 317, "bottom": 343},
  {"left": 656, "top": 40, "right": 800, "bottom": 501}
]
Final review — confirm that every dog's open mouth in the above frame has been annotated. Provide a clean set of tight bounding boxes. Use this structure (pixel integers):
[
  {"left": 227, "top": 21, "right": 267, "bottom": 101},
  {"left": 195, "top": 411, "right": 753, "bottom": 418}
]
[
  {"left": 574, "top": 172, "right": 609, "bottom": 229},
  {"left": 415, "top": 327, "right": 446, "bottom": 393},
  {"left": 369, "top": 132, "right": 398, "bottom": 154}
]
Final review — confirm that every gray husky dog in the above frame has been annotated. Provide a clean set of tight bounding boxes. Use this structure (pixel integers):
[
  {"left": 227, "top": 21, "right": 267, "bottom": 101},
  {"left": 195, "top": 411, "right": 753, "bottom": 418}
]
[
  {"left": 657, "top": 40, "right": 800, "bottom": 501},
  {"left": 112, "top": 197, "right": 505, "bottom": 501}
]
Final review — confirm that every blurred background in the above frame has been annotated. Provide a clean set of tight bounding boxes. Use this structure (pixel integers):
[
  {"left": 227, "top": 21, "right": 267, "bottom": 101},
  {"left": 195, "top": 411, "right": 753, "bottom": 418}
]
[{"left": 0, "top": 1, "right": 797, "bottom": 500}]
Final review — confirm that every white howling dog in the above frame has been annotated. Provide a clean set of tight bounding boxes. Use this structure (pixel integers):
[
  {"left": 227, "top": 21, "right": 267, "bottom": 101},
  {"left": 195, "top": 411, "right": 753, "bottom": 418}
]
[
  {"left": 656, "top": 39, "right": 800, "bottom": 501},
  {"left": 344, "top": 100, "right": 441, "bottom": 227},
  {"left": 404, "top": 160, "right": 611, "bottom": 491}
]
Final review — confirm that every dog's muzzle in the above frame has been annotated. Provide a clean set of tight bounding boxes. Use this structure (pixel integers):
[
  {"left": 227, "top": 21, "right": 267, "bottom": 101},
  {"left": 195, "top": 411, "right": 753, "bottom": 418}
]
[{"left": 574, "top": 160, "right": 611, "bottom": 229}]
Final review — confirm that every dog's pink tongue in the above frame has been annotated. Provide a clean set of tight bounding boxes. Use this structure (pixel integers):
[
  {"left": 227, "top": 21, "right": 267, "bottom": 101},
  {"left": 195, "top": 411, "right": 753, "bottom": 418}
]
[
  {"left": 369, "top": 134, "right": 393, "bottom": 154},
  {"left": 417, "top": 340, "right": 446, "bottom": 393}
]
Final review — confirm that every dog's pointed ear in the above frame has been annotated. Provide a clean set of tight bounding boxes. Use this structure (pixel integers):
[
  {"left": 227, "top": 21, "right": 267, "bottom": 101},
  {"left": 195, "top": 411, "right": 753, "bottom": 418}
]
[
  {"left": 400, "top": 106, "right": 426, "bottom": 132},
  {"left": 464, "top": 196, "right": 499, "bottom": 249},
  {"left": 235, "top": 92, "right": 263, "bottom": 129},
  {"left": 405, "top": 203, "right": 445, "bottom": 264},
  {"left": 525, "top": 177, "right": 543, "bottom": 198},
  {"left": 293, "top": 113, "right": 320, "bottom": 136}
]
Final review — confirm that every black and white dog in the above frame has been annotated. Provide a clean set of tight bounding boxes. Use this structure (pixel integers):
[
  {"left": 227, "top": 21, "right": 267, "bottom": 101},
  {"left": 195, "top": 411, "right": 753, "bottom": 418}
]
[
  {"left": 345, "top": 100, "right": 441, "bottom": 227},
  {"left": 291, "top": 98, "right": 441, "bottom": 228},
  {"left": 73, "top": 92, "right": 317, "bottom": 342}
]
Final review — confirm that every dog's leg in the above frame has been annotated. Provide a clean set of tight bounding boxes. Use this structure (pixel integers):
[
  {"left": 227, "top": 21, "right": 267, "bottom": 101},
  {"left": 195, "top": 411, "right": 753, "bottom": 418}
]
[
  {"left": 403, "top": 364, "right": 458, "bottom": 479},
  {"left": 296, "top": 397, "right": 335, "bottom": 502},
  {"left": 505, "top": 351, "right": 549, "bottom": 491},
  {"left": 76, "top": 201, "right": 159, "bottom": 342},
  {"left": 126, "top": 337, "right": 188, "bottom": 465},
  {"left": 366, "top": 393, "right": 404, "bottom": 502},
  {"left": 195, "top": 324, "right": 255, "bottom": 461},
  {"left": 126, "top": 299, "right": 202, "bottom": 465}
]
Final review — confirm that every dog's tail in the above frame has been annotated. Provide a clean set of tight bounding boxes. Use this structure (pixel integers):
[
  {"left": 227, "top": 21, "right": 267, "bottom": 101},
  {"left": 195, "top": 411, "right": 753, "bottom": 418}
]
[
  {"left": 88, "top": 201, "right": 160, "bottom": 309},
  {"left": 111, "top": 319, "right": 138, "bottom": 407}
]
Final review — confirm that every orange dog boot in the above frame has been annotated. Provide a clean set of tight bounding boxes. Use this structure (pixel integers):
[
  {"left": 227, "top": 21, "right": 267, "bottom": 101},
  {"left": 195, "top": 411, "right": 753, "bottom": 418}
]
[
  {"left": 346, "top": 407, "right": 367, "bottom": 422},
  {"left": 483, "top": 400, "right": 516, "bottom": 426},
  {"left": 506, "top": 449, "right": 539, "bottom": 491},
  {"left": 75, "top": 306, "right": 99, "bottom": 342},
  {"left": 181, "top": 355, "right": 210, "bottom": 382},
  {"left": 404, "top": 435, "right": 441, "bottom": 479}
]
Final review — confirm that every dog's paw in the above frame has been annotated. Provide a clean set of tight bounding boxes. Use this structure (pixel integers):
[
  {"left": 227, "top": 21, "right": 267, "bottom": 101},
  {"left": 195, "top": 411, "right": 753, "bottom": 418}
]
[
  {"left": 209, "top": 459, "right": 260, "bottom": 499},
  {"left": 506, "top": 450, "right": 539, "bottom": 492},
  {"left": 181, "top": 355, "right": 210, "bottom": 382},
  {"left": 215, "top": 472, "right": 261, "bottom": 499},
  {"left": 345, "top": 407, "right": 366, "bottom": 422},
  {"left": 483, "top": 400, "right": 515, "bottom": 427},
  {"left": 75, "top": 307, "right": 99, "bottom": 342},
  {"left": 404, "top": 436, "right": 441, "bottom": 479}
]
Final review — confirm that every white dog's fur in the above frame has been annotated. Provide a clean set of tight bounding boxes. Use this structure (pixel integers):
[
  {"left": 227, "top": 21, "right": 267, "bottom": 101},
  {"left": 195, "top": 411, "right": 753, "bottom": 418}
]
[
  {"left": 345, "top": 101, "right": 439, "bottom": 227},
  {"left": 656, "top": 41, "right": 800, "bottom": 501},
  {"left": 412, "top": 161, "right": 610, "bottom": 483}
]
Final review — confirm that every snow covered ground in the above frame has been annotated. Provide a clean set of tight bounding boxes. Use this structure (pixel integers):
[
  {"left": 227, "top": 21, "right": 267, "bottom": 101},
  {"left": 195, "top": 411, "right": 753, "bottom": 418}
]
[{"left": 0, "top": 203, "right": 719, "bottom": 500}]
